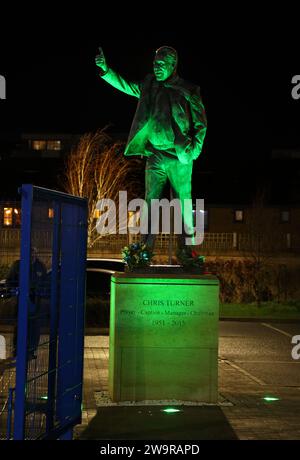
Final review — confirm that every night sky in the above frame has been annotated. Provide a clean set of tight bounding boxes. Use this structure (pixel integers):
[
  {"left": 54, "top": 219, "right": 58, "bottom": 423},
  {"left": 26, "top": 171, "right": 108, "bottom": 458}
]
[{"left": 1, "top": 21, "right": 299, "bottom": 203}]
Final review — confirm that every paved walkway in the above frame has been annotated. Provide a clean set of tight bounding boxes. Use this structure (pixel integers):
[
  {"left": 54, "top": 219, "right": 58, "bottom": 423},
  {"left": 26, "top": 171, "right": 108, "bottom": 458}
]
[{"left": 74, "top": 336, "right": 300, "bottom": 440}]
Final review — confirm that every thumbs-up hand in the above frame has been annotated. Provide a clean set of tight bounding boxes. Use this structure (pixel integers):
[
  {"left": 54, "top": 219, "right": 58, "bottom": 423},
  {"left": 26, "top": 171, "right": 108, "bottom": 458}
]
[{"left": 95, "top": 46, "right": 108, "bottom": 73}]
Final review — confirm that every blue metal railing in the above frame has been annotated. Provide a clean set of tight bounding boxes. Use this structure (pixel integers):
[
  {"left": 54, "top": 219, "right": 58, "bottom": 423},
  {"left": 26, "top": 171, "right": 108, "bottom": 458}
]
[{"left": 0, "top": 185, "right": 87, "bottom": 440}]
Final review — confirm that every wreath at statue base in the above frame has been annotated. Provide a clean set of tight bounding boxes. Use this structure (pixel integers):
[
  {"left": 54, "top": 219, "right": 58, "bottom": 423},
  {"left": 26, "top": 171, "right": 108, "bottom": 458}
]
[
  {"left": 122, "top": 242, "right": 205, "bottom": 274},
  {"left": 121, "top": 242, "right": 153, "bottom": 272},
  {"left": 176, "top": 247, "right": 205, "bottom": 272}
]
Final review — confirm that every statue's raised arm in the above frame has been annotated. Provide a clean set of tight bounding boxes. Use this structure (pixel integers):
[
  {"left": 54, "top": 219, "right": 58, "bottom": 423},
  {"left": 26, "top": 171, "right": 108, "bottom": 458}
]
[{"left": 95, "top": 46, "right": 141, "bottom": 98}]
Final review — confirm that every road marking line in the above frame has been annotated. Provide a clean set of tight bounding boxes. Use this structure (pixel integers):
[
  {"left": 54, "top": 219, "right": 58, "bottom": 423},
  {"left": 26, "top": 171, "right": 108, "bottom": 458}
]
[
  {"left": 221, "top": 359, "right": 266, "bottom": 385},
  {"left": 261, "top": 323, "right": 293, "bottom": 338}
]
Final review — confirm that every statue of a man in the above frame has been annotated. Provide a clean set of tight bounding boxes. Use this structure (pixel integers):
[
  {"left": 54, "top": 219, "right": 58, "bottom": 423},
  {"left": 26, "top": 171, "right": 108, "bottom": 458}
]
[{"left": 95, "top": 46, "right": 207, "bottom": 258}]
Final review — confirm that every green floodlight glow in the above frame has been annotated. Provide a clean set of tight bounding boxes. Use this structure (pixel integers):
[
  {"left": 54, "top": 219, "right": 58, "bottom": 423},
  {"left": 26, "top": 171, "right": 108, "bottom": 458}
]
[
  {"left": 40, "top": 395, "right": 48, "bottom": 400},
  {"left": 263, "top": 396, "right": 280, "bottom": 402},
  {"left": 161, "top": 407, "right": 181, "bottom": 413}
]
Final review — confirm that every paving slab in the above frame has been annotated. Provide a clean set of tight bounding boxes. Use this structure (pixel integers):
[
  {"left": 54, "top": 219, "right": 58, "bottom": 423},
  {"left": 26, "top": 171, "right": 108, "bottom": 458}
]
[{"left": 75, "top": 335, "right": 300, "bottom": 440}]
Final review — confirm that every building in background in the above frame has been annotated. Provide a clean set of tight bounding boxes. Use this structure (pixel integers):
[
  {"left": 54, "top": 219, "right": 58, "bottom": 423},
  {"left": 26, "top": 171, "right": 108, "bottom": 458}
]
[{"left": 1, "top": 137, "right": 300, "bottom": 259}]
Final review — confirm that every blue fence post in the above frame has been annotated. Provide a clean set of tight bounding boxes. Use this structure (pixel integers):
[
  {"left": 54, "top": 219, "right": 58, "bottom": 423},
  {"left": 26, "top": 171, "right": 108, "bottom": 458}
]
[
  {"left": 46, "top": 201, "right": 61, "bottom": 433},
  {"left": 13, "top": 184, "right": 33, "bottom": 440},
  {"left": 56, "top": 201, "right": 87, "bottom": 436},
  {"left": 6, "top": 388, "right": 14, "bottom": 440},
  {"left": 74, "top": 203, "right": 88, "bottom": 421}
]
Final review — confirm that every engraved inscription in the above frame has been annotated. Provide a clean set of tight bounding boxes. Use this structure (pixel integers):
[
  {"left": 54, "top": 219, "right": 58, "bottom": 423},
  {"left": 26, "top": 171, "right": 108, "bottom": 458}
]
[
  {"left": 119, "top": 298, "right": 215, "bottom": 329},
  {"left": 143, "top": 299, "right": 194, "bottom": 307}
]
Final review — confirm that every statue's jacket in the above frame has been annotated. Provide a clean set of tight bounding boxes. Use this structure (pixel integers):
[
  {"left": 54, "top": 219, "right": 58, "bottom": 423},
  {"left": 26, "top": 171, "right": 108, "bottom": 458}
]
[{"left": 101, "top": 68, "right": 207, "bottom": 160}]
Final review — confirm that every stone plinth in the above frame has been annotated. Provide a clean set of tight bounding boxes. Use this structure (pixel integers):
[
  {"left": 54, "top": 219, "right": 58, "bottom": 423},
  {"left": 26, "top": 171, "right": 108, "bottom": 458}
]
[{"left": 109, "top": 273, "right": 219, "bottom": 403}]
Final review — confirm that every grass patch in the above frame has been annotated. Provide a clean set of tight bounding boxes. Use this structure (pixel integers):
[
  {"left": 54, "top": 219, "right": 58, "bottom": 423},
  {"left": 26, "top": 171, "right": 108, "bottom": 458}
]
[{"left": 220, "top": 301, "right": 300, "bottom": 319}]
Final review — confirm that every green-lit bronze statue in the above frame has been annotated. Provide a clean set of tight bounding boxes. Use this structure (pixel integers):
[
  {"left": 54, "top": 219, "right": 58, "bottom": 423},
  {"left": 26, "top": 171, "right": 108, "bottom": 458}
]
[{"left": 95, "top": 46, "right": 207, "bottom": 260}]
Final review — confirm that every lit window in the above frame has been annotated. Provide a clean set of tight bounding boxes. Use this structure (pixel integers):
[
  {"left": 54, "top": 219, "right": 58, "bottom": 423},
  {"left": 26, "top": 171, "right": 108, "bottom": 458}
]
[
  {"left": 3, "top": 208, "right": 13, "bottom": 226},
  {"left": 32, "top": 140, "right": 47, "bottom": 150},
  {"left": 48, "top": 208, "right": 54, "bottom": 219},
  {"left": 280, "top": 210, "right": 290, "bottom": 223},
  {"left": 234, "top": 210, "right": 244, "bottom": 222},
  {"left": 47, "top": 140, "right": 61, "bottom": 151},
  {"left": 14, "top": 208, "right": 21, "bottom": 226},
  {"left": 128, "top": 211, "right": 140, "bottom": 227}
]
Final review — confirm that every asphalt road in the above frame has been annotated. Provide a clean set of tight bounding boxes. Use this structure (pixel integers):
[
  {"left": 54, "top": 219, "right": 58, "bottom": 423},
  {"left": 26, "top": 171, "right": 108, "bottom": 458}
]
[{"left": 219, "top": 321, "right": 300, "bottom": 388}]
